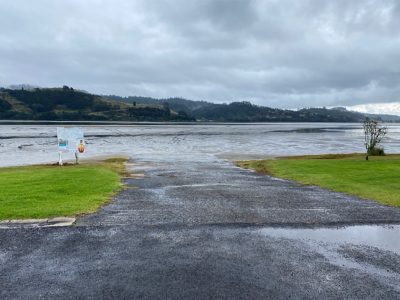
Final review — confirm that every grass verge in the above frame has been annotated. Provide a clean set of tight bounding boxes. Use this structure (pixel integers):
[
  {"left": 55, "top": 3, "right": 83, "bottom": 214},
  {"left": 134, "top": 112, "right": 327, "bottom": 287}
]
[
  {"left": 0, "top": 158, "right": 128, "bottom": 220},
  {"left": 237, "top": 154, "right": 400, "bottom": 207}
]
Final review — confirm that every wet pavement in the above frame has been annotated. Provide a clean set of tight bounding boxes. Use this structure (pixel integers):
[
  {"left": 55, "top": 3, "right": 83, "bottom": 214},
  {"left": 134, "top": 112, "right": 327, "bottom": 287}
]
[
  {"left": 1, "top": 154, "right": 400, "bottom": 299},
  {"left": 78, "top": 158, "right": 400, "bottom": 227}
]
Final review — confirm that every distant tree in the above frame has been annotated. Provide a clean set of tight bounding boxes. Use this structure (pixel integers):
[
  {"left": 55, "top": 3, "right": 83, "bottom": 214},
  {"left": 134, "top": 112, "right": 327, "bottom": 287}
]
[
  {"left": 127, "top": 107, "right": 136, "bottom": 119},
  {"left": 0, "top": 98, "right": 11, "bottom": 111},
  {"left": 363, "top": 118, "right": 387, "bottom": 160},
  {"left": 177, "top": 110, "right": 188, "bottom": 117}
]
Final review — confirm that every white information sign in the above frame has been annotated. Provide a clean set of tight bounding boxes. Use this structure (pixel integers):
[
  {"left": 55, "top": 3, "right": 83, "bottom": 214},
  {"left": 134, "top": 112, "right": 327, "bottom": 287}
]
[{"left": 57, "top": 127, "right": 84, "bottom": 152}]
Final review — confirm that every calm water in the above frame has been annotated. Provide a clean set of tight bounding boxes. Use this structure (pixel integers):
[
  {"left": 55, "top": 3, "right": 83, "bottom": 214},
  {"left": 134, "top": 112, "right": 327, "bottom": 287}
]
[{"left": 0, "top": 122, "right": 399, "bottom": 167}]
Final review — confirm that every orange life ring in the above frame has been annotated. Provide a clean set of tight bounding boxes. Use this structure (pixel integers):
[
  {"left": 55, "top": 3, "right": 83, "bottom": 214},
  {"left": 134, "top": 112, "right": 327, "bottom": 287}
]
[{"left": 77, "top": 142, "right": 85, "bottom": 153}]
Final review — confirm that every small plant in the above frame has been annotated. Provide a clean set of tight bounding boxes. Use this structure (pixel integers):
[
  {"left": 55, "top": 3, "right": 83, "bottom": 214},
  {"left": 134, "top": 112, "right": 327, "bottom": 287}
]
[{"left": 363, "top": 118, "right": 387, "bottom": 160}]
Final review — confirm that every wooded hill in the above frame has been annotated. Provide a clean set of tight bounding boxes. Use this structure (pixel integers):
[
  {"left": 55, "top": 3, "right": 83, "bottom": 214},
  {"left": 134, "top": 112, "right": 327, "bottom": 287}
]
[
  {"left": 0, "top": 86, "right": 193, "bottom": 121},
  {"left": 0, "top": 86, "right": 399, "bottom": 122},
  {"left": 107, "top": 95, "right": 400, "bottom": 122}
]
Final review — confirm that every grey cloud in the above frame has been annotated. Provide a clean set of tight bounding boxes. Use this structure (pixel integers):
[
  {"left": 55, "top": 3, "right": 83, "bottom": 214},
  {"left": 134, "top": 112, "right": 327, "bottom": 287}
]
[{"left": 0, "top": 0, "right": 400, "bottom": 110}]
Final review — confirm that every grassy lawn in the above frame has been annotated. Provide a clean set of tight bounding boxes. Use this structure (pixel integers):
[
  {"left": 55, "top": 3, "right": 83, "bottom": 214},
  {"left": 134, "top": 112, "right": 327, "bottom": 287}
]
[
  {"left": 237, "top": 154, "right": 400, "bottom": 207},
  {"left": 0, "top": 158, "right": 127, "bottom": 220}
]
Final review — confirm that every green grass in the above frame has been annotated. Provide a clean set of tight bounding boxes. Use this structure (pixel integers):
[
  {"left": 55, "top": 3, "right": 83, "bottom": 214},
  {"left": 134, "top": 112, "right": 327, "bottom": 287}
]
[
  {"left": 0, "top": 158, "right": 127, "bottom": 220},
  {"left": 237, "top": 154, "right": 400, "bottom": 207}
]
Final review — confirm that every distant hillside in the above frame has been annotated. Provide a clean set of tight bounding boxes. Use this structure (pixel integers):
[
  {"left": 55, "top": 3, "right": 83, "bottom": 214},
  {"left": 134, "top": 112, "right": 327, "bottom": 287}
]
[
  {"left": 0, "top": 86, "right": 193, "bottom": 121},
  {"left": 1, "top": 86, "right": 399, "bottom": 122},
  {"left": 107, "top": 95, "right": 400, "bottom": 123},
  {"left": 105, "top": 95, "right": 211, "bottom": 116},
  {"left": 365, "top": 113, "right": 400, "bottom": 122}
]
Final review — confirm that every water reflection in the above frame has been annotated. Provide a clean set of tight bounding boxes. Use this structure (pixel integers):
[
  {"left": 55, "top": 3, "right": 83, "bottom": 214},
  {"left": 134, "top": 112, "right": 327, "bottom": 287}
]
[{"left": 260, "top": 225, "right": 400, "bottom": 254}]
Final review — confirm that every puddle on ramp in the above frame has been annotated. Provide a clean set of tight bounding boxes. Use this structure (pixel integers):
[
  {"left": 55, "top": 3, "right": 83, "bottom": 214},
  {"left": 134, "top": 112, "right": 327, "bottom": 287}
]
[{"left": 259, "top": 224, "right": 400, "bottom": 254}]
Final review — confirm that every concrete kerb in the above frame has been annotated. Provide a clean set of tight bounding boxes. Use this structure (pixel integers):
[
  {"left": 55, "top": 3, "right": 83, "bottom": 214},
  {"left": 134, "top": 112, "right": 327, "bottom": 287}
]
[{"left": 0, "top": 217, "right": 76, "bottom": 229}]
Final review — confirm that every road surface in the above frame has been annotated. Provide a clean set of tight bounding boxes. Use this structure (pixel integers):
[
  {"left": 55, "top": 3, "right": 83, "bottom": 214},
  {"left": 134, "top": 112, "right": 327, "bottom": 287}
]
[{"left": 1, "top": 155, "right": 400, "bottom": 299}]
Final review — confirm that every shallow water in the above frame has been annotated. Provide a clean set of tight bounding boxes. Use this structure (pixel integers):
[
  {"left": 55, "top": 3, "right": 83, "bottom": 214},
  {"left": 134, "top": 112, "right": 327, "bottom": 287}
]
[{"left": 0, "top": 122, "right": 399, "bottom": 167}]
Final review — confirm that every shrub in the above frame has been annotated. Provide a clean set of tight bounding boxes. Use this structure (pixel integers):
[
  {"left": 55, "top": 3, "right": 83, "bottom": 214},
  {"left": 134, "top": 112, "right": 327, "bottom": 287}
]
[
  {"left": 363, "top": 118, "right": 387, "bottom": 160},
  {"left": 367, "top": 147, "right": 385, "bottom": 156}
]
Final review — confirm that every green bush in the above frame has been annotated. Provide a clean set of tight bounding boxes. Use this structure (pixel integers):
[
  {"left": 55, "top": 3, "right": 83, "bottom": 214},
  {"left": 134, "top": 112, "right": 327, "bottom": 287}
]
[{"left": 367, "top": 147, "right": 385, "bottom": 156}]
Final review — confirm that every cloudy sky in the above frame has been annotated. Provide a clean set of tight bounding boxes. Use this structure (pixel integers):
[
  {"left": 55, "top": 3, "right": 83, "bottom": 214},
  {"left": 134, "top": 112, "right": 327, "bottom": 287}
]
[{"left": 1, "top": 0, "right": 400, "bottom": 114}]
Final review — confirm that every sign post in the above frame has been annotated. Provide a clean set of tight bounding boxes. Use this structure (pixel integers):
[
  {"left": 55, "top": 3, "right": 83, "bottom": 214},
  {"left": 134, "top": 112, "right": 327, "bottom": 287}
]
[
  {"left": 57, "top": 127, "right": 85, "bottom": 165},
  {"left": 58, "top": 151, "right": 63, "bottom": 166}
]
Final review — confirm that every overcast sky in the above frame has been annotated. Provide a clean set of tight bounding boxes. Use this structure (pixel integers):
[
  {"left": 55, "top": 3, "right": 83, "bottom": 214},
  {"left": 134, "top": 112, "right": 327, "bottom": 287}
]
[{"left": 1, "top": 0, "right": 400, "bottom": 113}]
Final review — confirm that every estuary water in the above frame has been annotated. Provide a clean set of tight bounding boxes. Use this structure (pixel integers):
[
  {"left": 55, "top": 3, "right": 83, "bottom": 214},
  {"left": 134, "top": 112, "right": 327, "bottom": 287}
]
[{"left": 0, "top": 122, "right": 399, "bottom": 167}]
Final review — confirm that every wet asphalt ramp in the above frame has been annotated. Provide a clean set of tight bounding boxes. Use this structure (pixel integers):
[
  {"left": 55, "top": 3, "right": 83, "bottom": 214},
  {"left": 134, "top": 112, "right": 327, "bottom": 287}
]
[
  {"left": 77, "top": 158, "right": 400, "bottom": 227},
  {"left": 3, "top": 156, "right": 400, "bottom": 299},
  {"left": 1, "top": 225, "right": 400, "bottom": 299}
]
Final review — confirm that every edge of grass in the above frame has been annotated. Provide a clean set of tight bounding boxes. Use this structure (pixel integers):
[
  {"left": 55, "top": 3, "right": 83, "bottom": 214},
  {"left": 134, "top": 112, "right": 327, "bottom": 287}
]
[
  {"left": 0, "top": 157, "right": 130, "bottom": 220},
  {"left": 236, "top": 153, "right": 400, "bottom": 207},
  {"left": 73, "top": 157, "right": 130, "bottom": 219}
]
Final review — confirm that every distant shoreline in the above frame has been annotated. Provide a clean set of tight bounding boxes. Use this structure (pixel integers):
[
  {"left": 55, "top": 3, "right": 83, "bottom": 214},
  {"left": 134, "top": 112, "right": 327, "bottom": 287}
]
[{"left": 2, "top": 120, "right": 398, "bottom": 126}]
